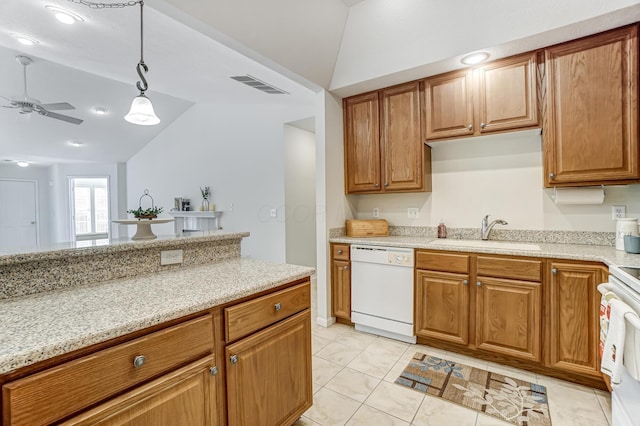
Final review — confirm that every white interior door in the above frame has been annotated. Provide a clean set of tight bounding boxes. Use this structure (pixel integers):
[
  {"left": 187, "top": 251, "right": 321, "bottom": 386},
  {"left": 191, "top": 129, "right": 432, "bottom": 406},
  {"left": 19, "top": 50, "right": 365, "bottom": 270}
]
[{"left": 0, "top": 180, "right": 38, "bottom": 250}]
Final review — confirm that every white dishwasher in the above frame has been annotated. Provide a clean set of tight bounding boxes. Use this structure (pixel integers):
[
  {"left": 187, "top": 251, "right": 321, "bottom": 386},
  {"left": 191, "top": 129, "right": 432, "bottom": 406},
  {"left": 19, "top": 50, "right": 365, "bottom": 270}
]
[{"left": 350, "top": 244, "right": 416, "bottom": 343}]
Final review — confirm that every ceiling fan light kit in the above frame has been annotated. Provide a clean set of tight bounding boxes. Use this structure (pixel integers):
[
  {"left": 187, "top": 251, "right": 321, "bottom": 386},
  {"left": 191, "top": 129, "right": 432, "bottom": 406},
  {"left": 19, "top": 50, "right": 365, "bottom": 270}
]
[
  {"left": 124, "top": 1, "right": 160, "bottom": 126},
  {"left": 1, "top": 55, "right": 84, "bottom": 125}
]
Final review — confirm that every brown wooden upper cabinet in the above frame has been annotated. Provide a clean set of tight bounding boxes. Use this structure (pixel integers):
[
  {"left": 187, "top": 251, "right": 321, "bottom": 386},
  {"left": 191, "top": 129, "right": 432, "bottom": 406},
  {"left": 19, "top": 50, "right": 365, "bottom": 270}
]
[
  {"left": 544, "top": 24, "right": 639, "bottom": 187},
  {"left": 344, "top": 82, "right": 431, "bottom": 194},
  {"left": 423, "top": 52, "right": 539, "bottom": 141}
]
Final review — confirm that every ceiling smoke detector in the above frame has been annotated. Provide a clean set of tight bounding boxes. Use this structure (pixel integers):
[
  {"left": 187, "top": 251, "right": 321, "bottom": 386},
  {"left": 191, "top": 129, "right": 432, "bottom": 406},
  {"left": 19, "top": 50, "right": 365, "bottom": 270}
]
[{"left": 230, "top": 75, "right": 289, "bottom": 94}]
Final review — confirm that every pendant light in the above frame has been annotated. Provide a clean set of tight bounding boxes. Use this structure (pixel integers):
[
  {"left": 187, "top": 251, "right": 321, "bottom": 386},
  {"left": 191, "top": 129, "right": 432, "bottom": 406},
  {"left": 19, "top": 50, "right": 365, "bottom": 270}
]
[{"left": 124, "top": 1, "right": 160, "bottom": 126}]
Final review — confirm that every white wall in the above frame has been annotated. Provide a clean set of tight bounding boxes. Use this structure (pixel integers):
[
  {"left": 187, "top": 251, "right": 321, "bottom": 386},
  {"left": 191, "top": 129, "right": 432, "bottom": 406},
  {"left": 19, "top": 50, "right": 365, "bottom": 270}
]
[
  {"left": 332, "top": 0, "right": 640, "bottom": 93},
  {"left": 48, "top": 163, "right": 125, "bottom": 243},
  {"left": 284, "top": 125, "right": 317, "bottom": 268},
  {"left": 315, "top": 90, "right": 353, "bottom": 326},
  {"left": 352, "top": 130, "right": 640, "bottom": 233},
  {"left": 127, "top": 100, "right": 315, "bottom": 263},
  {"left": 0, "top": 164, "right": 50, "bottom": 246}
]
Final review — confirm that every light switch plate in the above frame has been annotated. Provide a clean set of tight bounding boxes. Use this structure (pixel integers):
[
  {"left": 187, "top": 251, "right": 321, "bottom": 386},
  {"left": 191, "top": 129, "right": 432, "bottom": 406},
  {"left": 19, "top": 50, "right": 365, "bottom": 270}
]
[{"left": 161, "top": 249, "right": 183, "bottom": 265}]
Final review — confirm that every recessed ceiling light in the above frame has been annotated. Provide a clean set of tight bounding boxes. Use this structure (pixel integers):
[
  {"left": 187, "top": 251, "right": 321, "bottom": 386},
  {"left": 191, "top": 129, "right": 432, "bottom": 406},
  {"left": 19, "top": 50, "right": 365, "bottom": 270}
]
[
  {"left": 68, "top": 141, "right": 83, "bottom": 147},
  {"left": 461, "top": 52, "right": 490, "bottom": 65},
  {"left": 11, "top": 34, "right": 39, "bottom": 46},
  {"left": 45, "top": 5, "right": 84, "bottom": 25},
  {"left": 92, "top": 106, "right": 109, "bottom": 115},
  {"left": 16, "top": 161, "right": 30, "bottom": 168}
]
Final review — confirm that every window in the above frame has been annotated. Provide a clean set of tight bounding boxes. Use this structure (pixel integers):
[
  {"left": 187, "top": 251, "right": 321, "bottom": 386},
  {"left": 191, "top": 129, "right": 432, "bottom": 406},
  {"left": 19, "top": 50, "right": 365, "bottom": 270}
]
[{"left": 70, "top": 177, "right": 109, "bottom": 241}]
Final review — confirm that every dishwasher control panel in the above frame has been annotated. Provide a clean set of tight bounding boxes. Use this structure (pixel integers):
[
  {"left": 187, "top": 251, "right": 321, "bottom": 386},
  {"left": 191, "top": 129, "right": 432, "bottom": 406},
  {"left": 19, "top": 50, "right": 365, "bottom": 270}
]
[
  {"left": 351, "top": 245, "right": 414, "bottom": 267},
  {"left": 388, "top": 252, "right": 413, "bottom": 266}
]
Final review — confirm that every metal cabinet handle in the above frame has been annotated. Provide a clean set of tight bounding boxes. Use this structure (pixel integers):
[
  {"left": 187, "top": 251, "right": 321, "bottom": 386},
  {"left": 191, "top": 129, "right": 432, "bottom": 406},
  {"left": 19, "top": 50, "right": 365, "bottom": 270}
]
[
  {"left": 384, "top": 182, "right": 389, "bottom": 187},
  {"left": 230, "top": 355, "right": 238, "bottom": 364},
  {"left": 275, "top": 303, "right": 282, "bottom": 311},
  {"left": 480, "top": 122, "right": 486, "bottom": 129},
  {"left": 210, "top": 366, "right": 218, "bottom": 376},
  {"left": 476, "top": 281, "right": 482, "bottom": 287},
  {"left": 463, "top": 280, "right": 469, "bottom": 286},
  {"left": 337, "top": 249, "right": 343, "bottom": 254},
  {"left": 374, "top": 183, "right": 379, "bottom": 187},
  {"left": 343, "top": 265, "right": 349, "bottom": 271},
  {"left": 549, "top": 173, "right": 555, "bottom": 179},
  {"left": 467, "top": 124, "right": 473, "bottom": 131},
  {"left": 551, "top": 268, "right": 558, "bottom": 275},
  {"left": 133, "top": 355, "right": 146, "bottom": 368}
]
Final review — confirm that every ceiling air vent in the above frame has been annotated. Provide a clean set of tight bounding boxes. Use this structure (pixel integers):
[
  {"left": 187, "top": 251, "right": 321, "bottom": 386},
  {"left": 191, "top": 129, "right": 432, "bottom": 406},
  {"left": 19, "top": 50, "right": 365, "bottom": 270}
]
[{"left": 230, "top": 75, "right": 289, "bottom": 95}]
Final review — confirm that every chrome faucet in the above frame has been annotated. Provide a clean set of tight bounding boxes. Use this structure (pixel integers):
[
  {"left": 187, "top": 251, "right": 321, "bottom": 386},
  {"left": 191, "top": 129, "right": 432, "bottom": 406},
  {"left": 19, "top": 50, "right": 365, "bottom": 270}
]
[{"left": 481, "top": 215, "right": 508, "bottom": 240}]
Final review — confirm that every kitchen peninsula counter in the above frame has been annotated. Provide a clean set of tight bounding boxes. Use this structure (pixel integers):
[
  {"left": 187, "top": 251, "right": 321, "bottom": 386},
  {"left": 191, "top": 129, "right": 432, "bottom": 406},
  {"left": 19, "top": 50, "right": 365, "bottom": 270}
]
[
  {"left": 330, "top": 235, "right": 640, "bottom": 268},
  {"left": 0, "top": 258, "right": 314, "bottom": 375}
]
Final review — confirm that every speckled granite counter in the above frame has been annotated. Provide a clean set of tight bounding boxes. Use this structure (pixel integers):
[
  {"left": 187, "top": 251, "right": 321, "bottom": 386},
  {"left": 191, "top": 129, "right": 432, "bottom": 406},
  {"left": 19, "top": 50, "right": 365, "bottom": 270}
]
[
  {"left": 0, "top": 231, "right": 249, "bottom": 299},
  {"left": 330, "top": 236, "right": 640, "bottom": 268},
  {"left": 0, "top": 258, "right": 314, "bottom": 375}
]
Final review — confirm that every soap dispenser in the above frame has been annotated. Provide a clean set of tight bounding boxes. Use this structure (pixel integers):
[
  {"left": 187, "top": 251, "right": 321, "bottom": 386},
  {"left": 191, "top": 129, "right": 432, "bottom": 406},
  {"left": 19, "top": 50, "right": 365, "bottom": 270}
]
[{"left": 437, "top": 220, "right": 447, "bottom": 238}]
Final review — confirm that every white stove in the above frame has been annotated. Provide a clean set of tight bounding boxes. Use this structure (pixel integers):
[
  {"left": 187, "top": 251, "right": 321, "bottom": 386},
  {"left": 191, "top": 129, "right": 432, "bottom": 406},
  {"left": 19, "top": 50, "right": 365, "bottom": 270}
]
[{"left": 605, "top": 265, "right": 640, "bottom": 426}]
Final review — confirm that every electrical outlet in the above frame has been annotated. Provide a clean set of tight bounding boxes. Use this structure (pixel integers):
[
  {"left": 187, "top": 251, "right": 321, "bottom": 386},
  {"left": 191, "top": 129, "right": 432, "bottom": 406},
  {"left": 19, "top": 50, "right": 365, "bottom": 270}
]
[
  {"left": 160, "top": 250, "right": 183, "bottom": 265},
  {"left": 373, "top": 208, "right": 380, "bottom": 218},
  {"left": 270, "top": 208, "right": 277, "bottom": 218},
  {"left": 229, "top": 203, "right": 234, "bottom": 212},
  {"left": 408, "top": 208, "right": 419, "bottom": 219},
  {"left": 613, "top": 205, "right": 626, "bottom": 220}
]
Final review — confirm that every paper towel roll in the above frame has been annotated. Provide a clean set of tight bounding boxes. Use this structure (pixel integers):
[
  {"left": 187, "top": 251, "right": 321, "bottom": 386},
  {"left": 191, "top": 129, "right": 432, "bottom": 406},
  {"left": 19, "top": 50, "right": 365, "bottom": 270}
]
[{"left": 553, "top": 186, "right": 605, "bottom": 205}]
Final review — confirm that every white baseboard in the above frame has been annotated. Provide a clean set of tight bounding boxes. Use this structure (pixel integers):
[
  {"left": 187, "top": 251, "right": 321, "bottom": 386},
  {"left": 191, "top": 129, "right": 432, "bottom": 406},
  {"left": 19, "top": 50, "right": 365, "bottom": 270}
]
[{"left": 316, "top": 316, "right": 336, "bottom": 328}]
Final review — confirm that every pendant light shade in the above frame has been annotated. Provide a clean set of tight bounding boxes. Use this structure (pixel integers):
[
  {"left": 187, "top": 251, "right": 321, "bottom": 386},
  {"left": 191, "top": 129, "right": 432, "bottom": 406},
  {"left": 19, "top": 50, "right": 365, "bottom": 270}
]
[
  {"left": 125, "top": 94, "right": 160, "bottom": 125},
  {"left": 125, "top": 1, "right": 160, "bottom": 126}
]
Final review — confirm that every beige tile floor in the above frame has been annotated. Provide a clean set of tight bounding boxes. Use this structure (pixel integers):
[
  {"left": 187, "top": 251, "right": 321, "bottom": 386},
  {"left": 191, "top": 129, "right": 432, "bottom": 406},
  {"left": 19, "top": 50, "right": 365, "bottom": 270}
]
[
  {"left": 300, "top": 277, "right": 611, "bottom": 425},
  {"left": 297, "top": 320, "right": 612, "bottom": 426}
]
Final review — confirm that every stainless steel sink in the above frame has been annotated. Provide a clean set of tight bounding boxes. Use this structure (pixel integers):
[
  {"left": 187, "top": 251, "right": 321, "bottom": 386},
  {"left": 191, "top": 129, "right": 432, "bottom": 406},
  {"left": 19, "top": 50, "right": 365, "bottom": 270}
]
[{"left": 428, "top": 239, "right": 541, "bottom": 251}]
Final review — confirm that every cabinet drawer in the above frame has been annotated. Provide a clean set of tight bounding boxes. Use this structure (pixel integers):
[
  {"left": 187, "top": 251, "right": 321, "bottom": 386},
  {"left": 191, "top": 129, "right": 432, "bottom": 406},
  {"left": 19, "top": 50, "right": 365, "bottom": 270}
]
[
  {"left": 225, "top": 281, "right": 310, "bottom": 342},
  {"left": 2, "top": 315, "right": 214, "bottom": 426},
  {"left": 332, "top": 244, "right": 350, "bottom": 261},
  {"left": 477, "top": 256, "right": 542, "bottom": 281},
  {"left": 415, "top": 250, "right": 469, "bottom": 273}
]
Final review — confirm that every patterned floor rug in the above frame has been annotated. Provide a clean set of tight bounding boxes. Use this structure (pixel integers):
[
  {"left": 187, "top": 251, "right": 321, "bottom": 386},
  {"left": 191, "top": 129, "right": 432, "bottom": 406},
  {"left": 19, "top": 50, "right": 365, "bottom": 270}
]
[{"left": 395, "top": 353, "right": 551, "bottom": 426}]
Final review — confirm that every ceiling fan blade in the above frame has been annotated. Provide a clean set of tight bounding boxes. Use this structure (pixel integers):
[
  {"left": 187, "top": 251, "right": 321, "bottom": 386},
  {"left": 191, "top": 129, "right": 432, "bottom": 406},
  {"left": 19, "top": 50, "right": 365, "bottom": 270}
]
[
  {"left": 41, "top": 110, "right": 83, "bottom": 125},
  {"left": 39, "top": 102, "right": 75, "bottom": 111}
]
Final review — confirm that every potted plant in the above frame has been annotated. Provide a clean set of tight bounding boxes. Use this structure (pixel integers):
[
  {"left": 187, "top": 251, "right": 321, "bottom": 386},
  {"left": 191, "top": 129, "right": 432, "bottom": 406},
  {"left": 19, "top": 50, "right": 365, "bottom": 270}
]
[{"left": 127, "top": 206, "right": 164, "bottom": 220}]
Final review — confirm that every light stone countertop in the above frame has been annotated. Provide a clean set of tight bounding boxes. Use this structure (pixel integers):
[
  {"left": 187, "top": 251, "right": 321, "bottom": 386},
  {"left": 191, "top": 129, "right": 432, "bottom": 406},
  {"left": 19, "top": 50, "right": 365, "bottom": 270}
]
[
  {"left": 330, "top": 236, "right": 640, "bottom": 268},
  {"left": 0, "top": 258, "right": 314, "bottom": 375},
  {"left": 0, "top": 230, "right": 250, "bottom": 266}
]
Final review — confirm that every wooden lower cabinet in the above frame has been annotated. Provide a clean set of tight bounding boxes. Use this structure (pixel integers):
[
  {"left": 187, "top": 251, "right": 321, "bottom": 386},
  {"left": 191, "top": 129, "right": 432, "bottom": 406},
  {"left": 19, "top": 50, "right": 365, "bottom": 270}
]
[
  {"left": 415, "top": 270, "right": 469, "bottom": 345},
  {"left": 332, "top": 260, "right": 351, "bottom": 320},
  {"left": 545, "top": 262, "right": 607, "bottom": 378},
  {"left": 64, "top": 357, "right": 216, "bottom": 426},
  {"left": 475, "top": 277, "right": 541, "bottom": 362},
  {"left": 226, "top": 310, "right": 312, "bottom": 426},
  {"left": 331, "top": 243, "right": 351, "bottom": 322},
  {"left": 1, "top": 278, "right": 314, "bottom": 426}
]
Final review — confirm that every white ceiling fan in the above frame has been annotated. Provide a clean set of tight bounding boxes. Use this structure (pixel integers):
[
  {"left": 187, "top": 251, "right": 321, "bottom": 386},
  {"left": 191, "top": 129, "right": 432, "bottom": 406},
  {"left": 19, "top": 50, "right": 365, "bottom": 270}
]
[{"left": 1, "top": 55, "right": 83, "bottom": 125}]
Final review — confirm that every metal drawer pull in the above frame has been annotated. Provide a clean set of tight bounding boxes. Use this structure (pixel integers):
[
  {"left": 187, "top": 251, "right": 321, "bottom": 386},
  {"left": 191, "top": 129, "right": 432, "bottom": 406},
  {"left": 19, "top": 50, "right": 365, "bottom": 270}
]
[
  {"left": 133, "top": 355, "right": 146, "bottom": 368},
  {"left": 463, "top": 280, "right": 468, "bottom": 286},
  {"left": 480, "top": 122, "right": 486, "bottom": 129},
  {"left": 230, "top": 355, "right": 238, "bottom": 364},
  {"left": 476, "top": 281, "right": 482, "bottom": 287},
  {"left": 467, "top": 124, "right": 473, "bottom": 131},
  {"left": 337, "top": 249, "right": 343, "bottom": 254},
  {"left": 275, "top": 303, "right": 282, "bottom": 311},
  {"left": 210, "top": 366, "right": 218, "bottom": 376},
  {"left": 551, "top": 268, "right": 558, "bottom": 274},
  {"left": 343, "top": 265, "right": 349, "bottom": 271}
]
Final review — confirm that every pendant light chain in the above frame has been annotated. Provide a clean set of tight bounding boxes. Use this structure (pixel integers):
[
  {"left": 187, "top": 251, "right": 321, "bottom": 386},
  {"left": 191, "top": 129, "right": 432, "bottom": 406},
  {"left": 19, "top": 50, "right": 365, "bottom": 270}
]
[
  {"left": 135, "top": 1, "right": 149, "bottom": 94},
  {"left": 65, "top": 0, "right": 141, "bottom": 9}
]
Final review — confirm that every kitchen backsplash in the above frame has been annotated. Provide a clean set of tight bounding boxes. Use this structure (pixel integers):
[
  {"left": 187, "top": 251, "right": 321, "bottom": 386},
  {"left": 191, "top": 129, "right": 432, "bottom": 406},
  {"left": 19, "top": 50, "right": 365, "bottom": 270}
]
[{"left": 331, "top": 226, "right": 615, "bottom": 246}]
